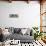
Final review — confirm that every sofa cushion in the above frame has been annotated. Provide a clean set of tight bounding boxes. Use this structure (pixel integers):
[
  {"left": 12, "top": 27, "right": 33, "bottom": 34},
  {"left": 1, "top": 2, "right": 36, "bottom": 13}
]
[
  {"left": 8, "top": 27, "right": 14, "bottom": 34},
  {"left": 21, "top": 28, "right": 27, "bottom": 35},
  {"left": 14, "top": 28, "right": 21, "bottom": 33},
  {"left": 25, "top": 28, "right": 31, "bottom": 35}
]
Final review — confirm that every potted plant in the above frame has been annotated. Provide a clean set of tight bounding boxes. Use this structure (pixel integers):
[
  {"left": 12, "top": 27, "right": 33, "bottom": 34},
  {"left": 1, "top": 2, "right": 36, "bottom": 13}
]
[
  {"left": 32, "top": 27, "right": 43, "bottom": 40},
  {"left": 32, "top": 27, "right": 38, "bottom": 40}
]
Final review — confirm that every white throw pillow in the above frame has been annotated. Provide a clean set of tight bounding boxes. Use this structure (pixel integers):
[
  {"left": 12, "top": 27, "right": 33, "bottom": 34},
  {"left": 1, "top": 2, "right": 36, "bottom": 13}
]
[{"left": 21, "top": 28, "right": 27, "bottom": 35}]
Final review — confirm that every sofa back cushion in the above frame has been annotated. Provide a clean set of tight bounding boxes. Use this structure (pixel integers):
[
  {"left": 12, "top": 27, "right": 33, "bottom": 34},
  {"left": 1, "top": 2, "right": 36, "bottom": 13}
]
[
  {"left": 8, "top": 27, "right": 14, "bottom": 34},
  {"left": 21, "top": 28, "right": 27, "bottom": 35},
  {"left": 14, "top": 28, "right": 21, "bottom": 34}
]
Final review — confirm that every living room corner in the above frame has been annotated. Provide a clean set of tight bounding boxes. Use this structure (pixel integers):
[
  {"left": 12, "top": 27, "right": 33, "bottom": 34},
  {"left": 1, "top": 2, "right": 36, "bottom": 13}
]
[{"left": 0, "top": 0, "right": 46, "bottom": 46}]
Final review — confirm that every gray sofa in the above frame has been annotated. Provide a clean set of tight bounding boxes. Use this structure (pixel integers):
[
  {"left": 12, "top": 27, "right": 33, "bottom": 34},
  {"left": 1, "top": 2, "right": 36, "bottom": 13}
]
[
  {"left": 9, "top": 33, "right": 34, "bottom": 43},
  {"left": 3, "top": 27, "right": 34, "bottom": 43}
]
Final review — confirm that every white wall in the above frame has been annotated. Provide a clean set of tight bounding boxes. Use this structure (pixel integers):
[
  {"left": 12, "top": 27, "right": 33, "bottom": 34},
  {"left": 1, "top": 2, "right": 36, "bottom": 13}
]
[{"left": 0, "top": 1, "right": 40, "bottom": 28}]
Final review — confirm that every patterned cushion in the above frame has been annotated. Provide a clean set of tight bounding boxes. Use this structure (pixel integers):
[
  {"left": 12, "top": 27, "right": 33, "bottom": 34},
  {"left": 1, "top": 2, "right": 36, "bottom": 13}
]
[
  {"left": 14, "top": 28, "right": 21, "bottom": 33},
  {"left": 8, "top": 27, "right": 14, "bottom": 34}
]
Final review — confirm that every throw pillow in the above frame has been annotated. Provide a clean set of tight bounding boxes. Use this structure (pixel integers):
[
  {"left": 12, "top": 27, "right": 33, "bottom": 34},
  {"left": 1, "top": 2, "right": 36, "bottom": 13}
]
[
  {"left": 21, "top": 28, "right": 27, "bottom": 35},
  {"left": 14, "top": 28, "right": 21, "bottom": 33}
]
